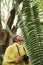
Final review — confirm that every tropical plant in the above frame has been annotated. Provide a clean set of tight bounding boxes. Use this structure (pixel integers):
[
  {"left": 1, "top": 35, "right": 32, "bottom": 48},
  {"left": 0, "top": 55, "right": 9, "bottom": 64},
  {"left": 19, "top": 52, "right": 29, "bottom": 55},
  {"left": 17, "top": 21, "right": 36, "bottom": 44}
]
[
  {"left": 17, "top": 0, "right": 43, "bottom": 65},
  {"left": 1, "top": 0, "right": 43, "bottom": 65}
]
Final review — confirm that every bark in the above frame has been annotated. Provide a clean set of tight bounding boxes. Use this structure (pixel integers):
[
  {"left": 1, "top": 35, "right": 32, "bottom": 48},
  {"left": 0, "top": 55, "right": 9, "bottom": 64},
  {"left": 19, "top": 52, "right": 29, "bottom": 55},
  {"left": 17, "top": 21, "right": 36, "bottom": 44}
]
[
  {"left": 5, "top": 8, "right": 16, "bottom": 46},
  {"left": 0, "top": 8, "right": 15, "bottom": 54}
]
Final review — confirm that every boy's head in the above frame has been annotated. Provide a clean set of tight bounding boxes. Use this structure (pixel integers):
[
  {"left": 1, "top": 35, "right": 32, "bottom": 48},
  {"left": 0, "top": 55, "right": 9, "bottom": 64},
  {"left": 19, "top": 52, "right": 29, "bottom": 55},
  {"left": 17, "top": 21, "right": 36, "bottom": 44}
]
[{"left": 13, "top": 35, "right": 23, "bottom": 44}]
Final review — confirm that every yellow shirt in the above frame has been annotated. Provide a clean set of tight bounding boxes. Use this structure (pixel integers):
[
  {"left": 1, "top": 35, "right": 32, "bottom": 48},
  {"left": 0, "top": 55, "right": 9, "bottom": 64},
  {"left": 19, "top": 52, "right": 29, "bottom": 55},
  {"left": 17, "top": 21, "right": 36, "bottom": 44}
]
[{"left": 2, "top": 42, "right": 29, "bottom": 65}]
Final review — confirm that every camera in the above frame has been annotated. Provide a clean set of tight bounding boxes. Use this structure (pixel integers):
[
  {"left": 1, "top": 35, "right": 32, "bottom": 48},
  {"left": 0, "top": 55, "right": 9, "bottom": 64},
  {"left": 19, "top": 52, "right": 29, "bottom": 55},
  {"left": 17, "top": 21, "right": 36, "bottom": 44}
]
[{"left": 23, "top": 55, "right": 29, "bottom": 61}]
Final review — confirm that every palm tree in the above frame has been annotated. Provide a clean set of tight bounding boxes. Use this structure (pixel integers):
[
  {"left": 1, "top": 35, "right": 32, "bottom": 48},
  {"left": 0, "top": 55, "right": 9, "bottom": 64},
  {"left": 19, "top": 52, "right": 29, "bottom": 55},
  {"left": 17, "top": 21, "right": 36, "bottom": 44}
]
[
  {"left": 17, "top": 0, "right": 43, "bottom": 65},
  {"left": 0, "top": 0, "right": 43, "bottom": 65}
]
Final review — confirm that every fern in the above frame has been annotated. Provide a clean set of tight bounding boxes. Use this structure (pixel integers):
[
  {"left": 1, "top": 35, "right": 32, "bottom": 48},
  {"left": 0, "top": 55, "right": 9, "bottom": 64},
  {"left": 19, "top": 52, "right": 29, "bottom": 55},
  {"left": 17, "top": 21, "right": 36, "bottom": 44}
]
[{"left": 18, "top": 0, "right": 43, "bottom": 65}]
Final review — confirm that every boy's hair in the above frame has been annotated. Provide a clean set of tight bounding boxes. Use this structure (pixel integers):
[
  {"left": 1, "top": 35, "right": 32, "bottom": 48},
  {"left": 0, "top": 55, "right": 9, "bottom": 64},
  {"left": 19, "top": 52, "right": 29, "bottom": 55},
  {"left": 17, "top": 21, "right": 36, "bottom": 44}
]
[{"left": 13, "top": 35, "right": 18, "bottom": 42}]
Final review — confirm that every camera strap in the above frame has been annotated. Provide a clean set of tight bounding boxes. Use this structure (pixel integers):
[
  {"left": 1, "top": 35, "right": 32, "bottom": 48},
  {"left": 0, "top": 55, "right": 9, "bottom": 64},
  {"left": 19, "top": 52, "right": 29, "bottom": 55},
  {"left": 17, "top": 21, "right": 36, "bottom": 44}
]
[
  {"left": 23, "top": 47, "right": 27, "bottom": 55},
  {"left": 16, "top": 44, "right": 20, "bottom": 56},
  {"left": 16, "top": 44, "right": 27, "bottom": 56}
]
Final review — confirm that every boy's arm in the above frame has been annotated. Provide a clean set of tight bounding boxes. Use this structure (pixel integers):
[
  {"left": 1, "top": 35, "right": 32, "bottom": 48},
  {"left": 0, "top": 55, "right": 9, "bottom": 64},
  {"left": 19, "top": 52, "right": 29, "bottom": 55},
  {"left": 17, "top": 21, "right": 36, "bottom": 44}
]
[
  {"left": 6, "top": 45, "right": 23, "bottom": 64},
  {"left": 7, "top": 55, "right": 23, "bottom": 64}
]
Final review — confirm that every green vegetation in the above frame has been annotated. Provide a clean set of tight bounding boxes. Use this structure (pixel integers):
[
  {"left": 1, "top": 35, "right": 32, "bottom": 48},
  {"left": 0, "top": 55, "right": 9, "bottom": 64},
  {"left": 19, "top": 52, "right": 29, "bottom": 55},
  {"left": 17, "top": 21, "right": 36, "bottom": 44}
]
[{"left": 1, "top": 0, "right": 43, "bottom": 65}]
